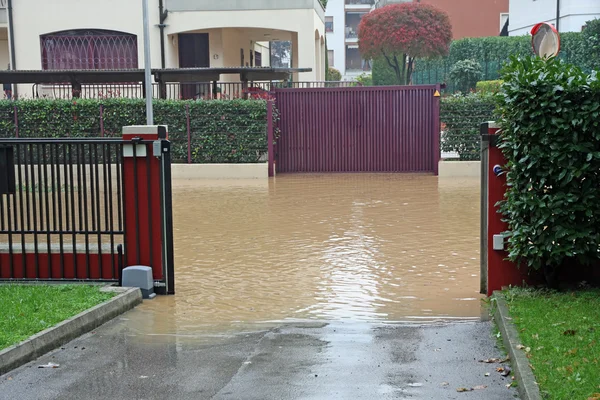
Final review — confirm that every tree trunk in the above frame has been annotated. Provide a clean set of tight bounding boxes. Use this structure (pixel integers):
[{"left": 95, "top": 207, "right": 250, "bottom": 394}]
[{"left": 401, "top": 54, "right": 407, "bottom": 85}]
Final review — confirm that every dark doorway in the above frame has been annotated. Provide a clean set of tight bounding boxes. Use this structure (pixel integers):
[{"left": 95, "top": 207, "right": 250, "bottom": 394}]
[{"left": 178, "top": 33, "right": 210, "bottom": 99}]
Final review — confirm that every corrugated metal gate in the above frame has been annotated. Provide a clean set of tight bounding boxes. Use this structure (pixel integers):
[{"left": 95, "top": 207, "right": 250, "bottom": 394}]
[{"left": 273, "top": 85, "right": 440, "bottom": 174}]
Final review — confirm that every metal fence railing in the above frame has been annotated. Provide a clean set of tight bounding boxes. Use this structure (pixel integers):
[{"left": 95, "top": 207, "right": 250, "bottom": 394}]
[{"left": 31, "top": 81, "right": 358, "bottom": 100}]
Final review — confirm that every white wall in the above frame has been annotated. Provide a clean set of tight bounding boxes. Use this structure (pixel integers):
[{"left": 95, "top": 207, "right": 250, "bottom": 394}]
[
  {"left": 509, "top": 0, "right": 600, "bottom": 35},
  {"left": 325, "top": 0, "right": 346, "bottom": 75}
]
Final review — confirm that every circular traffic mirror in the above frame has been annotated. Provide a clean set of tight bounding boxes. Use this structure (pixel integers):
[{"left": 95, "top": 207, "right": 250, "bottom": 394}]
[{"left": 531, "top": 22, "right": 561, "bottom": 59}]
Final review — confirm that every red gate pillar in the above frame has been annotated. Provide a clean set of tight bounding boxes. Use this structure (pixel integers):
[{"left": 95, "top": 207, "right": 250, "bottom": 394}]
[
  {"left": 481, "top": 122, "right": 530, "bottom": 296},
  {"left": 122, "top": 125, "right": 174, "bottom": 294}
]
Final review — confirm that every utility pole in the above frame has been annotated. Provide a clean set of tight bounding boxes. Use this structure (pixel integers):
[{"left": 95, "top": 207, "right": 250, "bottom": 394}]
[{"left": 142, "top": 0, "right": 154, "bottom": 125}]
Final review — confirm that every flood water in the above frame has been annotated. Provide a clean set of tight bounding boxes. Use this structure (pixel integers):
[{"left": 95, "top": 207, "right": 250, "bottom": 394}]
[{"left": 130, "top": 174, "right": 483, "bottom": 335}]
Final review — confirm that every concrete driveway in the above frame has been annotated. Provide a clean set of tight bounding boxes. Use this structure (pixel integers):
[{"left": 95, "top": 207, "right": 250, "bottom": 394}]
[{"left": 0, "top": 315, "right": 517, "bottom": 400}]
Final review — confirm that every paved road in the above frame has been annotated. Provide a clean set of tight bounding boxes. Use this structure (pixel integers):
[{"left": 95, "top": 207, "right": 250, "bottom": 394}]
[{"left": 0, "top": 315, "right": 518, "bottom": 400}]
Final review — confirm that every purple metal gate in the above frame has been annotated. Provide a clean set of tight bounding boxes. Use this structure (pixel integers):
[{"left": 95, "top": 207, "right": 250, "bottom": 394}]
[{"left": 273, "top": 85, "right": 440, "bottom": 174}]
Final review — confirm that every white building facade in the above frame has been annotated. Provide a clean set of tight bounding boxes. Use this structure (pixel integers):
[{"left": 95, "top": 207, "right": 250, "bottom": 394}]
[
  {"left": 509, "top": 0, "right": 600, "bottom": 35},
  {"left": 1, "top": 0, "right": 326, "bottom": 97},
  {"left": 325, "top": 0, "right": 376, "bottom": 81}
]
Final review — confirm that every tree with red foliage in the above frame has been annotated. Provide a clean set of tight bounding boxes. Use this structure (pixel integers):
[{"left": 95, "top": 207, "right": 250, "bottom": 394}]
[{"left": 358, "top": 3, "right": 452, "bottom": 85}]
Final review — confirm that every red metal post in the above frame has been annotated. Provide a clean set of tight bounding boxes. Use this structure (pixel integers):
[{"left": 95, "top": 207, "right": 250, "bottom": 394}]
[
  {"left": 267, "top": 100, "right": 274, "bottom": 177},
  {"left": 122, "top": 126, "right": 167, "bottom": 283},
  {"left": 484, "top": 122, "right": 531, "bottom": 295}
]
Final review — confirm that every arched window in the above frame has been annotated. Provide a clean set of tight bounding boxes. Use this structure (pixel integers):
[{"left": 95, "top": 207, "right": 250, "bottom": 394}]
[{"left": 40, "top": 29, "right": 138, "bottom": 70}]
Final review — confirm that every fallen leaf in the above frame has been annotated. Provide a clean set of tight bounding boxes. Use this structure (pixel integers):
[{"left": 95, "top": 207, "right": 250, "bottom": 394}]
[
  {"left": 479, "top": 358, "right": 501, "bottom": 363},
  {"left": 456, "top": 387, "right": 473, "bottom": 392},
  {"left": 38, "top": 363, "right": 59, "bottom": 369},
  {"left": 496, "top": 367, "right": 505, "bottom": 373},
  {"left": 564, "top": 330, "right": 577, "bottom": 336},
  {"left": 552, "top": 322, "right": 565, "bottom": 326},
  {"left": 7, "top": 377, "right": 12, "bottom": 380},
  {"left": 139, "top": 376, "right": 148, "bottom": 379},
  {"left": 517, "top": 344, "right": 526, "bottom": 350},
  {"left": 532, "top": 334, "right": 539, "bottom": 340},
  {"left": 484, "top": 373, "right": 490, "bottom": 377},
  {"left": 529, "top": 363, "right": 535, "bottom": 370},
  {"left": 440, "top": 382, "right": 449, "bottom": 386},
  {"left": 568, "top": 349, "right": 579, "bottom": 356},
  {"left": 536, "top": 346, "right": 544, "bottom": 351},
  {"left": 506, "top": 384, "right": 512, "bottom": 389},
  {"left": 473, "top": 385, "right": 487, "bottom": 390}
]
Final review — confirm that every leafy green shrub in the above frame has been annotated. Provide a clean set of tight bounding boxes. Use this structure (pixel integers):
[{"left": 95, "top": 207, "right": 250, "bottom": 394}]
[
  {"left": 404, "top": 30, "right": 595, "bottom": 91},
  {"left": 440, "top": 93, "right": 496, "bottom": 160},
  {"left": 0, "top": 98, "right": 274, "bottom": 164},
  {"left": 476, "top": 80, "right": 503, "bottom": 94},
  {"left": 582, "top": 18, "right": 600, "bottom": 72},
  {"left": 355, "top": 73, "right": 373, "bottom": 86},
  {"left": 372, "top": 57, "right": 398, "bottom": 86},
  {"left": 448, "top": 59, "right": 482, "bottom": 93},
  {"left": 497, "top": 56, "right": 600, "bottom": 281},
  {"left": 327, "top": 67, "right": 342, "bottom": 81}
]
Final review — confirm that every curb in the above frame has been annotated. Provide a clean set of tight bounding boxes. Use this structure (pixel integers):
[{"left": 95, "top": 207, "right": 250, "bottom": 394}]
[
  {"left": 492, "top": 291, "right": 542, "bottom": 400},
  {"left": 0, "top": 286, "right": 142, "bottom": 375}
]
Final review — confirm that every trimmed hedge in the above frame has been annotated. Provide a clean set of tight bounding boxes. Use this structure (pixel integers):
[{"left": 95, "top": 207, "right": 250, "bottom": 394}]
[
  {"left": 373, "top": 30, "right": 595, "bottom": 90},
  {"left": 440, "top": 93, "right": 496, "bottom": 160},
  {"left": 476, "top": 80, "right": 503, "bottom": 94},
  {"left": 497, "top": 56, "right": 600, "bottom": 280},
  {"left": 0, "top": 98, "right": 273, "bottom": 164}
]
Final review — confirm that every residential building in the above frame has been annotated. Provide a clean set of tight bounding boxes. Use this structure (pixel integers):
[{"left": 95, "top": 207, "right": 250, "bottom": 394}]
[
  {"left": 1, "top": 0, "right": 326, "bottom": 97},
  {"left": 509, "top": 0, "right": 600, "bottom": 35},
  {"left": 325, "top": 0, "right": 384, "bottom": 81}
]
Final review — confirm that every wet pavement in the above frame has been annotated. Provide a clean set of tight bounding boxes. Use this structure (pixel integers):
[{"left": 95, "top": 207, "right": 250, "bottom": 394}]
[
  {"left": 0, "top": 318, "right": 518, "bottom": 400},
  {"left": 0, "top": 175, "right": 518, "bottom": 399}
]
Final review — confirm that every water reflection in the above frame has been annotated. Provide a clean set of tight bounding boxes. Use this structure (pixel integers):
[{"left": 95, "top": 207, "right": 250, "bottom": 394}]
[{"left": 134, "top": 174, "right": 483, "bottom": 334}]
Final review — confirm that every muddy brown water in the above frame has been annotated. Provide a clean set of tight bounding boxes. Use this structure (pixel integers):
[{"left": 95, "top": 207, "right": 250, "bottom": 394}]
[{"left": 126, "top": 174, "right": 484, "bottom": 336}]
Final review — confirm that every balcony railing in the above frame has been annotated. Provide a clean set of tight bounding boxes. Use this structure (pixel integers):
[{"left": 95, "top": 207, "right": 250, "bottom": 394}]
[
  {"left": 346, "top": 31, "right": 358, "bottom": 39},
  {"left": 31, "top": 81, "right": 359, "bottom": 100},
  {"left": 345, "top": 0, "right": 374, "bottom": 6}
]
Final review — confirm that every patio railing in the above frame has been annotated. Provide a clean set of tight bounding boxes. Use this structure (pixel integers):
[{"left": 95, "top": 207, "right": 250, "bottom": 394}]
[{"left": 30, "top": 81, "right": 359, "bottom": 100}]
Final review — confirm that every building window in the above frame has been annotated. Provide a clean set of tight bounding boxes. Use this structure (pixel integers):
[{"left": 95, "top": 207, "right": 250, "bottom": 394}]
[
  {"left": 40, "top": 30, "right": 138, "bottom": 70},
  {"left": 328, "top": 50, "right": 334, "bottom": 67},
  {"left": 326, "top": 16, "right": 334, "bottom": 33},
  {"left": 255, "top": 51, "right": 262, "bottom": 67},
  {"left": 500, "top": 13, "right": 509, "bottom": 33}
]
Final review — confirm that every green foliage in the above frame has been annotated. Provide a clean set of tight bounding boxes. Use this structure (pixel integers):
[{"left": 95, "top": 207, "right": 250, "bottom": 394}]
[
  {"left": 327, "top": 67, "right": 342, "bottom": 81},
  {"left": 497, "top": 56, "right": 600, "bottom": 275},
  {"left": 0, "top": 98, "right": 273, "bottom": 163},
  {"left": 0, "top": 285, "right": 114, "bottom": 349},
  {"left": 372, "top": 57, "right": 399, "bottom": 86},
  {"left": 476, "top": 80, "right": 503, "bottom": 94},
  {"left": 440, "top": 93, "right": 496, "bottom": 160},
  {"left": 448, "top": 59, "right": 482, "bottom": 93},
  {"left": 355, "top": 73, "right": 373, "bottom": 86},
  {"left": 582, "top": 18, "right": 600, "bottom": 72},
  {"left": 409, "top": 31, "right": 593, "bottom": 91}
]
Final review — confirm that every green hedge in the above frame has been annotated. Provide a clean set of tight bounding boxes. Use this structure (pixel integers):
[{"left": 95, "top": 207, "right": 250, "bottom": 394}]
[
  {"left": 476, "top": 80, "right": 503, "bottom": 94},
  {"left": 0, "top": 98, "right": 273, "bottom": 164},
  {"left": 373, "top": 30, "right": 595, "bottom": 90},
  {"left": 497, "top": 56, "right": 600, "bottom": 280},
  {"left": 440, "top": 93, "right": 496, "bottom": 160}
]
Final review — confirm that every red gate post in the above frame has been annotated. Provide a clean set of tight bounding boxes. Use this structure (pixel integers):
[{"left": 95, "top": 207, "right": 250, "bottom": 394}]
[
  {"left": 122, "top": 125, "right": 173, "bottom": 294},
  {"left": 481, "top": 122, "right": 531, "bottom": 296}
]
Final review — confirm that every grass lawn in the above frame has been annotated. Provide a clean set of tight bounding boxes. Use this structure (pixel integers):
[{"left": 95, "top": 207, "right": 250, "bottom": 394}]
[
  {"left": 0, "top": 284, "right": 115, "bottom": 350},
  {"left": 502, "top": 287, "right": 600, "bottom": 400}
]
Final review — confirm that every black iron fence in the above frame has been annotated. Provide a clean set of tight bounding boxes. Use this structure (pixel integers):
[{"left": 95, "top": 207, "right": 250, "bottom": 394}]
[
  {"left": 31, "top": 81, "right": 357, "bottom": 100},
  {"left": 0, "top": 137, "right": 174, "bottom": 293}
]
